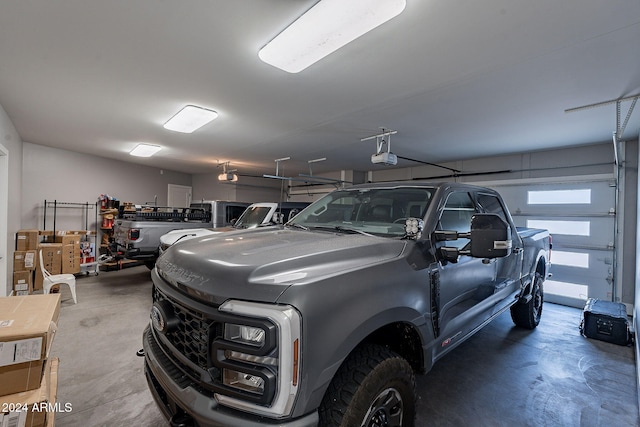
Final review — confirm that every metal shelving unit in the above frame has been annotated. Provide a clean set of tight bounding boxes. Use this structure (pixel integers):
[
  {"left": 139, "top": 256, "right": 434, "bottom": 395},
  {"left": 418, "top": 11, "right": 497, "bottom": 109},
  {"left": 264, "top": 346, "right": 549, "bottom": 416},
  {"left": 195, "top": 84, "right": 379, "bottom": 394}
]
[{"left": 43, "top": 200, "right": 99, "bottom": 275}]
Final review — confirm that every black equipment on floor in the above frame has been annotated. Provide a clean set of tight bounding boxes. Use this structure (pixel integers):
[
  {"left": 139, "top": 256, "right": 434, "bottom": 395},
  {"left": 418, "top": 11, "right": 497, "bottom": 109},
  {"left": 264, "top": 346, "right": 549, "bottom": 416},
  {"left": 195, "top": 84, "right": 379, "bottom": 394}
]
[{"left": 580, "top": 298, "right": 631, "bottom": 346}]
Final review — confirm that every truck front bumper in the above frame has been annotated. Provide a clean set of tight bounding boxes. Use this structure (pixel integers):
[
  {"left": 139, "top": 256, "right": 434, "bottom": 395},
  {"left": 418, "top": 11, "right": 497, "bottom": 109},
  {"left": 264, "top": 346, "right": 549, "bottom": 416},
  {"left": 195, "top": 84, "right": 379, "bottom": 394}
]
[{"left": 143, "top": 326, "right": 319, "bottom": 427}]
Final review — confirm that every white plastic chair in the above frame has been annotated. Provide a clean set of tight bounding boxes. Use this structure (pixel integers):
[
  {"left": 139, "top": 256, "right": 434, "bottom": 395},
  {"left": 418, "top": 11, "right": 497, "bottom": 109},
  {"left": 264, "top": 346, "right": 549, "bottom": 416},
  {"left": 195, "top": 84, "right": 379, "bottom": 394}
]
[{"left": 39, "top": 249, "right": 77, "bottom": 304}]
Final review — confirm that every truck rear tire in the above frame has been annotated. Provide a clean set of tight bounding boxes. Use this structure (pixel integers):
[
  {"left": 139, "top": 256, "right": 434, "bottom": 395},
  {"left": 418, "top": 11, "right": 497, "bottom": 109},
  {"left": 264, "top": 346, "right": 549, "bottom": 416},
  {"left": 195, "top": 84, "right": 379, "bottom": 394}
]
[
  {"left": 318, "top": 344, "right": 416, "bottom": 427},
  {"left": 511, "top": 274, "right": 543, "bottom": 329}
]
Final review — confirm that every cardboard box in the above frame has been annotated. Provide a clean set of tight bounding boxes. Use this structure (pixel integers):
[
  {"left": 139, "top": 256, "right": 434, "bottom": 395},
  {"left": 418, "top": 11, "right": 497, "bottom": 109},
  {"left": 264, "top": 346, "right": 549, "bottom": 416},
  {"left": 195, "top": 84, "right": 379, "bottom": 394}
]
[
  {"left": 13, "top": 251, "right": 37, "bottom": 272},
  {"left": 61, "top": 245, "right": 80, "bottom": 275},
  {"left": 16, "top": 230, "right": 39, "bottom": 251},
  {"left": 37, "top": 244, "right": 62, "bottom": 274},
  {"left": 13, "top": 291, "right": 30, "bottom": 297},
  {"left": 34, "top": 244, "right": 63, "bottom": 292},
  {"left": 0, "top": 358, "right": 59, "bottom": 427},
  {"left": 60, "top": 244, "right": 77, "bottom": 260},
  {"left": 52, "top": 235, "right": 81, "bottom": 246},
  {"left": 0, "top": 294, "right": 61, "bottom": 397},
  {"left": 34, "top": 269, "right": 44, "bottom": 292},
  {"left": 61, "top": 259, "right": 81, "bottom": 275},
  {"left": 12, "top": 272, "right": 33, "bottom": 295},
  {"left": 59, "top": 230, "right": 92, "bottom": 236}
]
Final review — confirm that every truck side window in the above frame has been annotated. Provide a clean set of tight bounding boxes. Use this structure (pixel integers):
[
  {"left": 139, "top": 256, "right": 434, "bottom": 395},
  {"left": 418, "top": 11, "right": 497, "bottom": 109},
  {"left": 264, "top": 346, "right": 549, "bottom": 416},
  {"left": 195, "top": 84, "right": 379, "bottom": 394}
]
[
  {"left": 439, "top": 192, "right": 476, "bottom": 249},
  {"left": 476, "top": 193, "right": 508, "bottom": 222},
  {"left": 226, "top": 205, "right": 248, "bottom": 225}
]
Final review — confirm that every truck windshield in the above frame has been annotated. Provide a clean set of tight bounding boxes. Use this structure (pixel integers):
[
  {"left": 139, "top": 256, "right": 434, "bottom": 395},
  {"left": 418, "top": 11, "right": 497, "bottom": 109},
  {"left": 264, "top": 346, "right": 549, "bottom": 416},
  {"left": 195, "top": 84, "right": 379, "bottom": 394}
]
[
  {"left": 234, "top": 206, "right": 272, "bottom": 229},
  {"left": 288, "top": 187, "right": 435, "bottom": 237}
]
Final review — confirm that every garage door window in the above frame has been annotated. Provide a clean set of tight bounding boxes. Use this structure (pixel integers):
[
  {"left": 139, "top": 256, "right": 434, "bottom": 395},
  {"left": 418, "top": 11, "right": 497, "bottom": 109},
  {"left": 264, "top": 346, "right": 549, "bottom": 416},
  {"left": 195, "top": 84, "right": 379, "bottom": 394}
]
[
  {"left": 527, "top": 219, "right": 590, "bottom": 236},
  {"left": 527, "top": 189, "right": 591, "bottom": 204},
  {"left": 552, "top": 250, "right": 589, "bottom": 269}
]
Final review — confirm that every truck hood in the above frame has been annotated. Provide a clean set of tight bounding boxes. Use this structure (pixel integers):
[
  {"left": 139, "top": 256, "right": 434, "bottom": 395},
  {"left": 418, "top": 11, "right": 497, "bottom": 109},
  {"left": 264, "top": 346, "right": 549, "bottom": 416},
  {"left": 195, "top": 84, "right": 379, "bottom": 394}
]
[
  {"left": 154, "top": 227, "right": 407, "bottom": 305},
  {"left": 160, "top": 227, "right": 226, "bottom": 246}
]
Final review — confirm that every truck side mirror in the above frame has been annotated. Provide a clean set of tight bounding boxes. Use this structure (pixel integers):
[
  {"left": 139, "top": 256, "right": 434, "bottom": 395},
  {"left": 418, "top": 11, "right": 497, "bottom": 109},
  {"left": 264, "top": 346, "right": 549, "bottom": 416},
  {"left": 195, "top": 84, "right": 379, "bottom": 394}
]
[
  {"left": 468, "top": 214, "right": 512, "bottom": 258},
  {"left": 433, "top": 230, "right": 459, "bottom": 241},
  {"left": 439, "top": 246, "right": 460, "bottom": 263}
]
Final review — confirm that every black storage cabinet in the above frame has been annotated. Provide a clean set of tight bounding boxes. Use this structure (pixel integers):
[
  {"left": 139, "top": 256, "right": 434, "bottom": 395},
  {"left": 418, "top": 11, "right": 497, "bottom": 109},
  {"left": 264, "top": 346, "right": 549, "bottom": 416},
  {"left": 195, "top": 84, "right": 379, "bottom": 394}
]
[{"left": 580, "top": 298, "right": 631, "bottom": 346}]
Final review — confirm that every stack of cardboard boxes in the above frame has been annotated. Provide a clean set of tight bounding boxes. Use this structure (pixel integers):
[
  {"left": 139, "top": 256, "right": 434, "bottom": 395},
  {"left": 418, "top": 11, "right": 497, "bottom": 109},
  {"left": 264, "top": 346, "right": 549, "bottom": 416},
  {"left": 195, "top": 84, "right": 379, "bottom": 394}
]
[
  {"left": 12, "top": 230, "right": 39, "bottom": 296},
  {"left": 0, "top": 294, "right": 61, "bottom": 427},
  {"left": 12, "top": 230, "right": 90, "bottom": 295}
]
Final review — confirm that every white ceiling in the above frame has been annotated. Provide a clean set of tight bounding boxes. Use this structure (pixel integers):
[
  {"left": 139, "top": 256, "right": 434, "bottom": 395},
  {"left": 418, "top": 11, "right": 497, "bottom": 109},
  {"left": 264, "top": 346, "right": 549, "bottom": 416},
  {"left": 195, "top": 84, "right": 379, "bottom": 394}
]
[{"left": 0, "top": 1, "right": 638, "bottom": 177}]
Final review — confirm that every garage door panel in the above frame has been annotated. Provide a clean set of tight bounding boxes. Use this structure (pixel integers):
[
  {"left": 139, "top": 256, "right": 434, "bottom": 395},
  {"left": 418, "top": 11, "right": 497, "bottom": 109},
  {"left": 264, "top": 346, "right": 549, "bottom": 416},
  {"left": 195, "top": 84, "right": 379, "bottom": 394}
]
[
  {"left": 550, "top": 262, "right": 610, "bottom": 288},
  {"left": 551, "top": 263, "right": 608, "bottom": 279},
  {"left": 496, "top": 181, "right": 615, "bottom": 215},
  {"left": 487, "top": 177, "right": 615, "bottom": 308},
  {"left": 550, "top": 248, "right": 612, "bottom": 271},
  {"left": 514, "top": 216, "right": 613, "bottom": 246}
]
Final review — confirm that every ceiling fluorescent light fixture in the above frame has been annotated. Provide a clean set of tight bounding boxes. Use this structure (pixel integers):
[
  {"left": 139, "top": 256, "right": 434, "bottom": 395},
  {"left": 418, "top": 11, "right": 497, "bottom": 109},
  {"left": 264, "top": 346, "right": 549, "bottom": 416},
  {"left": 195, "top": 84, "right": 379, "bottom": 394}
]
[
  {"left": 258, "top": 0, "right": 406, "bottom": 73},
  {"left": 164, "top": 105, "right": 218, "bottom": 133},
  {"left": 130, "top": 143, "right": 162, "bottom": 157}
]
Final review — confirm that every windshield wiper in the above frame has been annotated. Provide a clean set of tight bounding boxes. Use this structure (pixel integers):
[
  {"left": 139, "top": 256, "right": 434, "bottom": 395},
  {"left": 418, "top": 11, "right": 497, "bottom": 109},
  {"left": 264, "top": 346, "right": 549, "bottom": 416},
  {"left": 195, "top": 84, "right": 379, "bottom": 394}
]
[
  {"left": 287, "top": 223, "right": 309, "bottom": 231},
  {"left": 311, "top": 225, "right": 372, "bottom": 236}
]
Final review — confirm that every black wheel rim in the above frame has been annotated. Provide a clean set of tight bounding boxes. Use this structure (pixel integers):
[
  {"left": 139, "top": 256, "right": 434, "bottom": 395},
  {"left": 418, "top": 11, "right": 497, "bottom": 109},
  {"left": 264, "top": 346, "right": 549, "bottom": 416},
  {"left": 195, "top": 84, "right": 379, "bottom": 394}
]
[
  {"left": 532, "top": 283, "right": 543, "bottom": 320},
  {"left": 361, "top": 387, "right": 403, "bottom": 427}
]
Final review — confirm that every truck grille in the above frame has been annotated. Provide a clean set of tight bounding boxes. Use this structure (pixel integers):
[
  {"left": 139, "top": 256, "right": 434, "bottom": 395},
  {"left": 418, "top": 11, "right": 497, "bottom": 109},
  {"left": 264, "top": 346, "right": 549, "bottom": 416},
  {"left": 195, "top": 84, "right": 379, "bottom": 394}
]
[{"left": 152, "top": 286, "right": 221, "bottom": 371}]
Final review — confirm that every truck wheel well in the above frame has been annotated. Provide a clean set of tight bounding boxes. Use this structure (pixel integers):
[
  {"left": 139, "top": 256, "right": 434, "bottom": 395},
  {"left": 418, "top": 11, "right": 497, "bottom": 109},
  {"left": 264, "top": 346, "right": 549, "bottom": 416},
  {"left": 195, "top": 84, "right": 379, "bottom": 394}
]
[
  {"left": 536, "top": 257, "right": 546, "bottom": 278},
  {"left": 522, "top": 257, "right": 546, "bottom": 296},
  {"left": 362, "top": 322, "right": 424, "bottom": 373}
]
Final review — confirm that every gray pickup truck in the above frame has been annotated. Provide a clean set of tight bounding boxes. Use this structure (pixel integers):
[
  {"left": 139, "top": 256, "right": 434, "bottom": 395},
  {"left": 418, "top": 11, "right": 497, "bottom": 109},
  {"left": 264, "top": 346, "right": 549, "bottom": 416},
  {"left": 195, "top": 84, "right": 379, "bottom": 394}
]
[
  {"left": 143, "top": 182, "right": 551, "bottom": 427},
  {"left": 112, "top": 200, "right": 249, "bottom": 268}
]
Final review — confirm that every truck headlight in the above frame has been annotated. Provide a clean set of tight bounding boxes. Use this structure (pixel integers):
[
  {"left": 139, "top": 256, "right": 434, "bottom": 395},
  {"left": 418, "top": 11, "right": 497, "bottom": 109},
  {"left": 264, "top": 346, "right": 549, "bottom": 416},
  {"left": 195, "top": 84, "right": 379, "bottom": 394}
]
[
  {"left": 213, "top": 300, "right": 301, "bottom": 419},
  {"left": 224, "top": 324, "right": 266, "bottom": 347}
]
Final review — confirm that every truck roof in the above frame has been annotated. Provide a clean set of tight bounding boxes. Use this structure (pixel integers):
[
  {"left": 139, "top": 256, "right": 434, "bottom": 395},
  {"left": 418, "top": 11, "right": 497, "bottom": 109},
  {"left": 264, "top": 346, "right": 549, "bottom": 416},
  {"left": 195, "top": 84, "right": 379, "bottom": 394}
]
[
  {"left": 346, "top": 181, "right": 499, "bottom": 193},
  {"left": 190, "top": 200, "right": 250, "bottom": 204}
]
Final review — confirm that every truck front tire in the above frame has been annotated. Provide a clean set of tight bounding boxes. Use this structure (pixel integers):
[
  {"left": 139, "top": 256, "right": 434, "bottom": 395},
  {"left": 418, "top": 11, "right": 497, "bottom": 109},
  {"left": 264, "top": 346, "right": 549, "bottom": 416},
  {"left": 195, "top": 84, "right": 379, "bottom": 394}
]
[
  {"left": 319, "top": 344, "right": 416, "bottom": 427},
  {"left": 511, "top": 274, "right": 543, "bottom": 329}
]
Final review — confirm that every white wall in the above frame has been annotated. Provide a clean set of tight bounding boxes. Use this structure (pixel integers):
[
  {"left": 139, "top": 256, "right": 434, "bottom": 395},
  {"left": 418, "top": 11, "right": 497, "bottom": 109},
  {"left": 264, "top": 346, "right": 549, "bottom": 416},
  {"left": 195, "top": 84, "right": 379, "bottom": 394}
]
[
  {"left": 0, "top": 143, "right": 7, "bottom": 295},
  {"left": 635, "top": 140, "right": 640, "bottom": 415},
  {"left": 192, "top": 173, "right": 284, "bottom": 203},
  {"left": 0, "top": 104, "right": 23, "bottom": 295},
  {"left": 22, "top": 143, "right": 192, "bottom": 231},
  {"left": 623, "top": 141, "right": 638, "bottom": 306}
]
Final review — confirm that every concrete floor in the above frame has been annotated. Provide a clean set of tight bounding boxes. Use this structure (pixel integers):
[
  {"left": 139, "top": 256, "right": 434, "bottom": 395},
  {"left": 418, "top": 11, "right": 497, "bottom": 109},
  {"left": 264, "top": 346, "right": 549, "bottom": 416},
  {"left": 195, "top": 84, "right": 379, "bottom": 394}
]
[{"left": 49, "top": 266, "right": 638, "bottom": 426}]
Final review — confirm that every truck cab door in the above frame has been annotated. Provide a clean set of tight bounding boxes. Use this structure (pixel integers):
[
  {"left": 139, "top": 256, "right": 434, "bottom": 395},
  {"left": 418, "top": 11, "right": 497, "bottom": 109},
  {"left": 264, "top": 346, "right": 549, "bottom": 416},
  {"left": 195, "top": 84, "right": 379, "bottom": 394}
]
[
  {"left": 433, "top": 191, "right": 497, "bottom": 352},
  {"left": 475, "top": 192, "right": 524, "bottom": 315}
]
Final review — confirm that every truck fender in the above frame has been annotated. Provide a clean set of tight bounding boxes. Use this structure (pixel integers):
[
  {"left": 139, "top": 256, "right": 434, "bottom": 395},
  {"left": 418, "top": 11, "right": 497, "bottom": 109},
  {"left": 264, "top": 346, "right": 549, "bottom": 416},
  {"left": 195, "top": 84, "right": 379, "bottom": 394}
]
[
  {"left": 517, "top": 252, "right": 548, "bottom": 303},
  {"left": 309, "top": 307, "right": 431, "bottom": 410}
]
